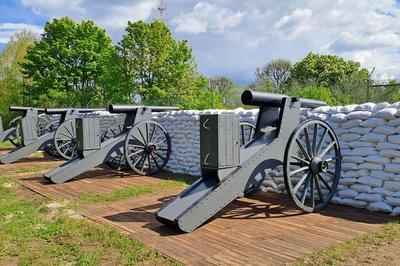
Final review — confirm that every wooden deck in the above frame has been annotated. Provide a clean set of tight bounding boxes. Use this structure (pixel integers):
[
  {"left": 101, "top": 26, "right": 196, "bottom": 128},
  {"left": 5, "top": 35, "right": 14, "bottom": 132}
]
[{"left": 0, "top": 153, "right": 396, "bottom": 265}]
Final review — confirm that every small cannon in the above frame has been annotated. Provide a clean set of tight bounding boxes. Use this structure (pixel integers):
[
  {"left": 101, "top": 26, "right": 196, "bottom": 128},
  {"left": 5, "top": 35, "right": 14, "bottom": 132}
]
[
  {"left": 0, "top": 108, "right": 104, "bottom": 164},
  {"left": 156, "top": 90, "right": 342, "bottom": 232},
  {"left": 0, "top": 107, "right": 48, "bottom": 147},
  {"left": 44, "top": 105, "right": 179, "bottom": 184}
]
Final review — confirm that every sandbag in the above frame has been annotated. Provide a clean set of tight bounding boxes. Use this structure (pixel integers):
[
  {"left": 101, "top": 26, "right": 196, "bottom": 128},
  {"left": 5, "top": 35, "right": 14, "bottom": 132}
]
[
  {"left": 372, "top": 107, "right": 397, "bottom": 120},
  {"left": 367, "top": 202, "right": 393, "bottom": 213},
  {"left": 341, "top": 134, "right": 361, "bottom": 142},
  {"left": 357, "top": 176, "right": 383, "bottom": 187},
  {"left": 342, "top": 156, "right": 364, "bottom": 163},
  {"left": 338, "top": 189, "right": 358, "bottom": 198},
  {"left": 376, "top": 142, "right": 400, "bottom": 150},
  {"left": 385, "top": 197, "right": 400, "bottom": 207},
  {"left": 384, "top": 164, "right": 400, "bottom": 174},
  {"left": 388, "top": 135, "right": 400, "bottom": 144},
  {"left": 373, "top": 125, "right": 396, "bottom": 135},
  {"left": 348, "top": 141, "right": 374, "bottom": 148},
  {"left": 341, "top": 198, "right": 368, "bottom": 208},
  {"left": 341, "top": 119, "right": 362, "bottom": 129},
  {"left": 360, "top": 133, "right": 386, "bottom": 142},
  {"left": 345, "top": 111, "right": 371, "bottom": 120},
  {"left": 351, "top": 184, "right": 372, "bottom": 193},
  {"left": 355, "top": 193, "right": 384, "bottom": 202},
  {"left": 347, "top": 127, "right": 372, "bottom": 134},
  {"left": 379, "top": 150, "right": 400, "bottom": 158},
  {"left": 331, "top": 113, "right": 347, "bottom": 123},
  {"left": 364, "top": 155, "right": 390, "bottom": 164},
  {"left": 383, "top": 181, "right": 400, "bottom": 191},
  {"left": 358, "top": 163, "right": 383, "bottom": 171},
  {"left": 370, "top": 171, "right": 395, "bottom": 181},
  {"left": 361, "top": 117, "right": 386, "bottom": 128}
]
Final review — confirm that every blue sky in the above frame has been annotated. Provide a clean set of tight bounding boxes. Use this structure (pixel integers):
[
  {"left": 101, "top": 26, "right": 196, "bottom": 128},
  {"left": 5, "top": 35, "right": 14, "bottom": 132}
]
[{"left": 1, "top": 0, "right": 400, "bottom": 84}]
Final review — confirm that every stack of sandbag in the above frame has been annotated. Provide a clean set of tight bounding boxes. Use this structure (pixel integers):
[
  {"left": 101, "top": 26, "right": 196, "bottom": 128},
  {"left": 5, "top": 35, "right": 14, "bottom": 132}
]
[{"left": 260, "top": 101, "right": 400, "bottom": 216}]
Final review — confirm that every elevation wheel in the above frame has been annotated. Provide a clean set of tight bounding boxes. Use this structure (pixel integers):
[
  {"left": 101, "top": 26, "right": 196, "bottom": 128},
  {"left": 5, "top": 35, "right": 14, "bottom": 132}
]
[
  {"left": 124, "top": 121, "right": 171, "bottom": 175},
  {"left": 240, "top": 121, "right": 255, "bottom": 147},
  {"left": 101, "top": 122, "right": 130, "bottom": 171},
  {"left": 283, "top": 119, "right": 341, "bottom": 212},
  {"left": 53, "top": 119, "right": 77, "bottom": 159}
]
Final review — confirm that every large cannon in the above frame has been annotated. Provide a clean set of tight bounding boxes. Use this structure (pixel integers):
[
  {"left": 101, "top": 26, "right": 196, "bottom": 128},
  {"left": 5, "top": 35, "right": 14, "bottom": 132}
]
[
  {"left": 0, "top": 107, "right": 48, "bottom": 146},
  {"left": 156, "top": 90, "right": 341, "bottom": 232},
  {"left": 0, "top": 108, "right": 104, "bottom": 164},
  {"left": 43, "top": 105, "right": 179, "bottom": 184}
]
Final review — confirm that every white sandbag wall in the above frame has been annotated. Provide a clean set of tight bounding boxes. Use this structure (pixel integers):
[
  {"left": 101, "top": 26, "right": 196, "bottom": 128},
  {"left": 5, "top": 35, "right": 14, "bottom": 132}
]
[{"left": 92, "top": 102, "right": 400, "bottom": 216}]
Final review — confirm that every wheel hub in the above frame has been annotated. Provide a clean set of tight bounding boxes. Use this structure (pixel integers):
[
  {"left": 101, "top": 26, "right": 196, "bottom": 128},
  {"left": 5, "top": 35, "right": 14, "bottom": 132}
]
[
  {"left": 310, "top": 157, "right": 328, "bottom": 174},
  {"left": 145, "top": 143, "right": 156, "bottom": 153}
]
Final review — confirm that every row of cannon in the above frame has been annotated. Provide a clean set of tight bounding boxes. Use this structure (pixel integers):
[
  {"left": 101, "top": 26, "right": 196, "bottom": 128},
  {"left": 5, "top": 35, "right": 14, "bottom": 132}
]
[{"left": 0, "top": 90, "right": 342, "bottom": 232}]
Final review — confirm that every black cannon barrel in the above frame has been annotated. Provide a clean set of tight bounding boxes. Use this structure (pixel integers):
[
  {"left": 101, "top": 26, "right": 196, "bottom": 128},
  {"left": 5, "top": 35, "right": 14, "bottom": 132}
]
[
  {"left": 241, "top": 90, "right": 326, "bottom": 109},
  {"left": 9, "top": 106, "right": 46, "bottom": 113},
  {"left": 45, "top": 108, "right": 105, "bottom": 114},
  {"left": 109, "top": 104, "right": 179, "bottom": 114}
]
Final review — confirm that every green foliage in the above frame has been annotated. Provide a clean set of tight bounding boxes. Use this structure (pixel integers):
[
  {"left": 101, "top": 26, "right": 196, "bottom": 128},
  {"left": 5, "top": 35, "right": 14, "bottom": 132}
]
[
  {"left": 208, "top": 76, "right": 235, "bottom": 105},
  {"left": 0, "top": 31, "right": 37, "bottom": 124},
  {"left": 293, "top": 86, "right": 337, "bottom": 106},
  {"left": 118, "top": 20, "right": 209, "bottom": 108},
  {"left": 21, "top": 17, "right": 117, "bottom": 107},
  {"left": 291, "top": 52, "right": 368, "bottom": 88},
  {"left": 255, "top": 59, "right": 291, "bottom": 93}
]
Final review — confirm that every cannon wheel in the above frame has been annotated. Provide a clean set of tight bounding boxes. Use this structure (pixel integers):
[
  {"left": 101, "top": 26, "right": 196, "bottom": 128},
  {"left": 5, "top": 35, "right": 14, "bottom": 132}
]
[
  {"left": 8, "top": 115, "right": 49, "bottom": 147},
  {"left": 53, "top": 119, "right": 77, "bottom": 160},
  {"left": 124, "top": 121, "right": 171, "bottom": 176},
  {"left": 42, "top": 121, "right": 60, "bottom": 157},
  {"left": 240, "top": 121, "right": 255, "bottom": 146},
  {"left": 283, "top": 119, "right": 341, "bottom": 212},
  {"left": 101, "top": 122, "right": 130, "bottom": 171}
]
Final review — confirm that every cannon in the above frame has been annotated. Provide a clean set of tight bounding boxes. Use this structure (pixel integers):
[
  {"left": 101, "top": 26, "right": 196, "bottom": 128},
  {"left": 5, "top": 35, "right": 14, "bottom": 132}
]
[
  {"left": 0, "top": 108, "right": 104, "bottom": 164},
  {"left": 0, "top": 107, "right": 48, "bottom": 147},
  {"left": 43, "top": 105, "right": 179, "bottom": 184},
  {"left": 156, "top": 90, "right": 341, "bottom": 232}
]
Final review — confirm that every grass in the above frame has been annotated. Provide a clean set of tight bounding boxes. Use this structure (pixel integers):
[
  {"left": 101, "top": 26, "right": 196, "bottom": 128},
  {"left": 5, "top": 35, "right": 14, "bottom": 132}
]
[
  {"left": 0, "top": 174, "right": 181, "bottom": 265},
  {"left": 292, "top": 221, "right": 400, "bottom": 266},
  {"left": 0, "top": 140, "right": 15, "bottom": 149}
]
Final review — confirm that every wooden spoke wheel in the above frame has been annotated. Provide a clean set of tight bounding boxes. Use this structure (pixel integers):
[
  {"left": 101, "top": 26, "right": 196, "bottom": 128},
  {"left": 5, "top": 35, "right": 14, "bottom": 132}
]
[
  {"left": 42, "top": 121, "right": 60, "bottom": 157},
  {"left": 124, "top": 121, "right": 171, "bottom": 176},
  {"left": 8, "top": 115, "right": 49, "bottom": 147},
  {"left": 101, "top": 122, "right": 130, "bottom": 171},
  {"left": 283, "top": 119, "right": 341, "bottom": 212},
  {"left": 240, "top": 121, "right": 255, "bottom": 147},
  {"left": 53, "top": 119, "right": 77, "bottom": 159}
]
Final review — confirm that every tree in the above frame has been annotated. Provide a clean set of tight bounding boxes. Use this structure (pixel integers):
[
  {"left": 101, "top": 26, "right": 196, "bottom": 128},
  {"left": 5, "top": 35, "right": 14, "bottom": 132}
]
[
  {"left": 21, "top": 17, "right": 116, "bottom": 107},
  {"left": 0, "top": 30, "right": 37, "bottom": 124},
  {"left": 291, "top": 53, "right": 368, "bottom": 88},
  {"left": 208, "top": 76, "right": 234, "bottom": 105},
  {"left": 255, "top": 59, "right": 291, "bottom": 93},
  {"left": 295, "top": 86, "right": 337, "bottom": 106},
  {"left": 118, "top": 20, "right": 202, "bottom": 106}
]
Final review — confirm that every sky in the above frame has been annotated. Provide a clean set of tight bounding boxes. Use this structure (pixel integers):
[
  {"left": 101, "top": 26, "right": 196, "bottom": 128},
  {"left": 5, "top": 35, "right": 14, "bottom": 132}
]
[{"left": 1, "top": 0, "right": 400, "bottom": 84}]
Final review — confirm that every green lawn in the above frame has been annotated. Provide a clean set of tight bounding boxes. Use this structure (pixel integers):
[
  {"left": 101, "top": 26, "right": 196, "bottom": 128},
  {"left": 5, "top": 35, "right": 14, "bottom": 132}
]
[
  {"left": 292, "top": 221, "right": 400, "bottom": 266},
  {"left": 0, "top": 174, "right": 182, "bottom": 265}
]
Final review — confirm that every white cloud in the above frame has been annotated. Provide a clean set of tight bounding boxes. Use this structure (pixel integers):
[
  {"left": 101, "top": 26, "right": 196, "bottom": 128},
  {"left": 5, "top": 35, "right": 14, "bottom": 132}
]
[
  {"left": 0, "top": 23, "right": 43, "bottom": 43},
  {"left": 20, "top": 0, "right": 85, "bottom": 17},
  {"left": 173, "top": 2, "right": 244, "bottom": 33},
  {"left": 9, "top": 0, "right": 400, "bottom": 82}
]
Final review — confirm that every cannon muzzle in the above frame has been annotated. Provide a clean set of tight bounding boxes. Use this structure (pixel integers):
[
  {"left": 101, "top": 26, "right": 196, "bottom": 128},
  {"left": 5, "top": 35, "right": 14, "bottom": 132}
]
[
  {"left": 109, "top": 105, "right": 179, "bottom": 114},
  {"left": 9, "top": 106, "right": 45, "bottom": 113},
  {"left": 45, "top": 108, "right": 105, "bottom": 114},
  {"left": 241, "top": 90, "right": 326, "bottom": 109}
]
